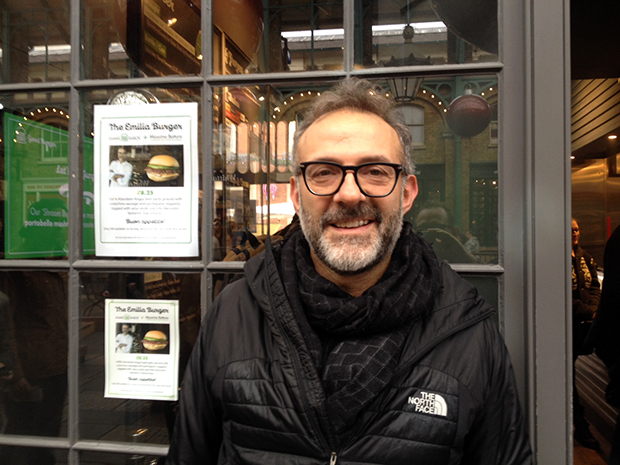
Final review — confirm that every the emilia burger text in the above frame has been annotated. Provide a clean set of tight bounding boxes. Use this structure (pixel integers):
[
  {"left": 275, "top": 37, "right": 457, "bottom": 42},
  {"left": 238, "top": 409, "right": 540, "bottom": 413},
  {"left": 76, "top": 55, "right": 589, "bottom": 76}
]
[
  {"left": 115, "top": 306, "right": 169, "bottom": 315},
  {"left": 108, "top": 122, "right": 183, "bottom": 132}
]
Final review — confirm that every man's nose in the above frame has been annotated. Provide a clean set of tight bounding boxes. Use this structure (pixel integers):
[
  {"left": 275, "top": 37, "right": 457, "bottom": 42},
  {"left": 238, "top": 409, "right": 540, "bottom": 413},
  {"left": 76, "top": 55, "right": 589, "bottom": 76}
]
[{"left": 333, "top": 171, "right": 366, "bottom": 205}]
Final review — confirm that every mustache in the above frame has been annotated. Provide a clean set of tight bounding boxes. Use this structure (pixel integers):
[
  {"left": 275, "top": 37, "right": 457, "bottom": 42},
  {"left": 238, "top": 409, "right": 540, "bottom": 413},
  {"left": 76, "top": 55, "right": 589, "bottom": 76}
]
[{"left": 320, "top": 203, "right": 383, "bottom": 227}]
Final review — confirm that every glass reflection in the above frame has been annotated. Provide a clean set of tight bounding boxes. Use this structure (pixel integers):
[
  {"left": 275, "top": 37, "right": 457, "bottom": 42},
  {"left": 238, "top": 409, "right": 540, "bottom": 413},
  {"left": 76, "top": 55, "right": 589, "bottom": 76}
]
[
  {"left": 79, "top": 272, "right": 201, "bottom": 443},
  {"left": 212, "top": 85, "right": 300, "bottom": 264},
  {"left": 18, "top": 0, "right": 502, "bottom": 81},
  {"left": 212, "top": 77, "right": 498, "bottom": 265},
  {"left": 82, "top": 0, "right": 202, "bottom": 79},
  {"left": 0, "top": 271, "right": 68, "bottom": 462},
  {"left": 208, "top": 0, "right": 496, "bottom": 75},
  {"left": 0, "top": 1, "right": 70, "bottom": 83},
  {"left": 213, "top": 0, "right": 344, "bottom": 74},
  {"left": 355, "top": 0, "right": 498, "bottom": 69}
]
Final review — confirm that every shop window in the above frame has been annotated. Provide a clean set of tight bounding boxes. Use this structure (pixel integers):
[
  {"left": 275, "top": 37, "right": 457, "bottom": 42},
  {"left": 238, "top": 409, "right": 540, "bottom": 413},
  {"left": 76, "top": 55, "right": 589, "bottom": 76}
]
[
  {"left": 78, "top": 272, "right": 201, "bottom": 444},
  {"left": 0, "top": 8, "right": 71, "bottom": 83},
  {"left": 355, "top": 0, "right": 498, "bottom": 70},
  {"left": 76, "top": 0, "right": 499, "bottom": 80},
  {"left": 0, "top": 271, "right": 69, "bottom": 445}
]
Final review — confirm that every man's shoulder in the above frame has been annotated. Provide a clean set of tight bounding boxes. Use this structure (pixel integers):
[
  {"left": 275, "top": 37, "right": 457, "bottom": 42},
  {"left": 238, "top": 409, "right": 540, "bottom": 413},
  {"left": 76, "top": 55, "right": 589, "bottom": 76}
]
[
  {"left": 399, "top": 262, "right": 498, "bottom": 367},
  {"left": 209, "top": 276, "right": 266, "bottom": 331},
  {"left": 433, "top": 261, "right": 485, "bottom": 310}
]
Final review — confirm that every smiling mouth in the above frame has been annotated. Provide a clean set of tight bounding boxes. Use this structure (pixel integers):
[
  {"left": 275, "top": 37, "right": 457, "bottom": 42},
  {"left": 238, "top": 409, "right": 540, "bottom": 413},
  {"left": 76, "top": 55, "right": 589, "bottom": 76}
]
[{"left": 332, "top": 219, "right": 371, "bottom": 229}]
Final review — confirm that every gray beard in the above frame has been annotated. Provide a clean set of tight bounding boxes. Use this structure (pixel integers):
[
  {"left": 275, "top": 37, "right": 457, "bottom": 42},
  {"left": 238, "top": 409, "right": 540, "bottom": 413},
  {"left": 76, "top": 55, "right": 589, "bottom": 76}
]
[{"left": 298, "top": 199, "right": 404, "bottom": 276}]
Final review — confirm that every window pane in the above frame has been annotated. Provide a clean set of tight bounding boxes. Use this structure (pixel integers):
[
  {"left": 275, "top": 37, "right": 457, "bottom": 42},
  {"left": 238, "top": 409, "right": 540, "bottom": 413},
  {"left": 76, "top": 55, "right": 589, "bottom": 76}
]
[
  {"left": 0, "top": 271, "right": 68, "bottom": 440},
  {"left": 80, "top": 87, "right": 201, "bottom": 260},
  {"left": 212, "top": 85, "right": 300, "bottom": 264},
  {"left": 0, "top": 1, "right": 70, "bottom": 83},
  {"left": 79, "top": 272, "right": 201, "bottom": 443},
  {"left": 81, "top": 0, "right": 202, "bottom": 79},
  {"left": 0, "top": 91, "right": 81, "bottom": 260},
  {"left": 211, "top": 77, "right": 498, "bottom": 265},
  {"left": 213, "top": 1, "right": 344, "bottom": 74},
  {"left": 355, "top": 0, "right": 498, "bottom": 69},
  {"left": 401, "top": 75, "right": 499, "bottom": 264}
]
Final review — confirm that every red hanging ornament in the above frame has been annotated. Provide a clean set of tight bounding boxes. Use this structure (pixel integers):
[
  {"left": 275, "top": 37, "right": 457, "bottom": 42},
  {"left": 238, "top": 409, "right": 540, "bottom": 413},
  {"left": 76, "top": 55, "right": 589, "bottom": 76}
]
[{"left": 446, "top": 89, "right": 492, "bottom": 138}]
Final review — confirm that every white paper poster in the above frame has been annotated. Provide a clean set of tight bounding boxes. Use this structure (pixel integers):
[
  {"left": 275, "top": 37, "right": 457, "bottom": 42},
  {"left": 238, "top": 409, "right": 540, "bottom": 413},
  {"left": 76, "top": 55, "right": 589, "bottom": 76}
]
[
  {"left": 104, "top": 299, "right": 180, "bottom": 401},
  {"left": 94, "top": 102, "right": 198, "bottom": 257}
]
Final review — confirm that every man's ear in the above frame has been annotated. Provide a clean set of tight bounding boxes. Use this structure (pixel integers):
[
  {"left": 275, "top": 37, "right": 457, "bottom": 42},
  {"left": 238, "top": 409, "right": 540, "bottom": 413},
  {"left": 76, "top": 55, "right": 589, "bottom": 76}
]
[
  {"left": 290, "top": 175, "right": 301, "bottom": 214},
  {"left": 402, "top": 174, "right": 418, "bottom": 215}
]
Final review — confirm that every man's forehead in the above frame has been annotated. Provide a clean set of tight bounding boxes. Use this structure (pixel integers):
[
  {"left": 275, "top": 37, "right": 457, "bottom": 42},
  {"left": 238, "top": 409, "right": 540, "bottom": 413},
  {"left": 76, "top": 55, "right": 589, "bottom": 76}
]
[{"left": 296, "top": 109, "right": 402, "bottom": 163}]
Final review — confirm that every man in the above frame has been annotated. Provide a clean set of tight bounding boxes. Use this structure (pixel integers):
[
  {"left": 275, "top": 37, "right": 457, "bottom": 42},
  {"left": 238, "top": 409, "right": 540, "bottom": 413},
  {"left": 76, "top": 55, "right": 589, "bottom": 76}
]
[
  {"left": 109, "top": 147, "right": 133, "bottom": 187},
  {"left": 167, "top": 78, "right": 532, "bottom": 464},
  {"left": 115, "top": 324, "right": 133, "bottom": 353}
]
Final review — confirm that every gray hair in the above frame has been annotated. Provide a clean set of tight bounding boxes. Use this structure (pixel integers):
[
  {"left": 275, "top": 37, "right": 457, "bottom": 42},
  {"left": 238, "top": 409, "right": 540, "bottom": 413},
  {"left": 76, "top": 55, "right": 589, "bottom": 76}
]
[{"left": 292, "top": 77, "right": 414, "bottom": 175}]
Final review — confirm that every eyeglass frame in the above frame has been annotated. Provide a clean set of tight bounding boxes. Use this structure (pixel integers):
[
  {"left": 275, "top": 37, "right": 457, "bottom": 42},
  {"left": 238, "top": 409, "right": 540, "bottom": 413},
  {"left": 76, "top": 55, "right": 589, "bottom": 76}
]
[{"left": 297, "top": 161, "right": 405, "bottom": 198}]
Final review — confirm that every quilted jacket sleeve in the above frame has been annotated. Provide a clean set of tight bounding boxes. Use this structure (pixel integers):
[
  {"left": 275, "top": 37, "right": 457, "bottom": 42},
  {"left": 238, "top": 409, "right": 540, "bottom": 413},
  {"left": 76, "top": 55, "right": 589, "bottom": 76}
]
[
  {"left": 460, "top": 319, "right": 533, "bottom": 465},
  {"left": 166, "top": 302, "right": 223, "bottom": 465}
]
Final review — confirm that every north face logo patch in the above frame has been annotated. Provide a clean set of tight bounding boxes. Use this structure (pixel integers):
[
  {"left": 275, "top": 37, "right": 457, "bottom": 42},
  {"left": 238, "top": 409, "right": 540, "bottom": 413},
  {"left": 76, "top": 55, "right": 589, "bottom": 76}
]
[{"left": 408, "top": 391, "right": 448, "bottom": 417}]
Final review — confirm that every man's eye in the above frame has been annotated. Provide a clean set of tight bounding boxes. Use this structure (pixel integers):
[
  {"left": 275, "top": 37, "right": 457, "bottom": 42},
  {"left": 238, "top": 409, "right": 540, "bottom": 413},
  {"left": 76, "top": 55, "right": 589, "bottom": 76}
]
[
  {"left": 310, "top": 167, "right": 339, "bottom": 178},
  {"left": 364, "top": 166, "right": 389, "bottom": 177}
]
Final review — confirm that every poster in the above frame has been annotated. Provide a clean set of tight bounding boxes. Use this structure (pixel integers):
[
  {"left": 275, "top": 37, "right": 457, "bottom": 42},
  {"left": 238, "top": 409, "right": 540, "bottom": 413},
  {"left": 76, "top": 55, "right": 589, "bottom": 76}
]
[
  {"left": 104, "top": 299, "right": 179, "bottom": 401},
  {"left": 94, "top": 102, "right": 198, "bottom": 257},
  {"left": 3, "top": 113, "right": 95, "bottom": 258}
]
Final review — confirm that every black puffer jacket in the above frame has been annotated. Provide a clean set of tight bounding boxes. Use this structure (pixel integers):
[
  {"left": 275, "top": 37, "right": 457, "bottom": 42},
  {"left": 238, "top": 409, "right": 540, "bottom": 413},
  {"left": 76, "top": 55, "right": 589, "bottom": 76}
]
[{"left": 168, "top": 240, "right": 532, "bottom": 465}]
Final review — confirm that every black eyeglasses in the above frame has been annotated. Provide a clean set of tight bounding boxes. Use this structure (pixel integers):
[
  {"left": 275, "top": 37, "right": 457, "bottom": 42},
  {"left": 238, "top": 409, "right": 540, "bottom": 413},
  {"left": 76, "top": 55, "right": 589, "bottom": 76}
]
[{"left": 298, "top": 161, "right": 404, "bottom": 197}]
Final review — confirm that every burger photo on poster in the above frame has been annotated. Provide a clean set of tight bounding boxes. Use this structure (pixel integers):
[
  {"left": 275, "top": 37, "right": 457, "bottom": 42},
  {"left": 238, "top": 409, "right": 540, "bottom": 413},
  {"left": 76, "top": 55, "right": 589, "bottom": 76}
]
[
  {"left": 141, "top": 328, "right": 170, "bottom": 353},
  {"left": 145, "top": 155, "right": 181, "bottom": 183}
]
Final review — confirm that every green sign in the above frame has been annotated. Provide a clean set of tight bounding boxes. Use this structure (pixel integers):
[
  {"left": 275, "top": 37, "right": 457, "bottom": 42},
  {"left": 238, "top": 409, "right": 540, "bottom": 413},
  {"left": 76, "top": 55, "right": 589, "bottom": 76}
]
[{"left": 4, "top": 113, "right": 95, "bottom": 258}]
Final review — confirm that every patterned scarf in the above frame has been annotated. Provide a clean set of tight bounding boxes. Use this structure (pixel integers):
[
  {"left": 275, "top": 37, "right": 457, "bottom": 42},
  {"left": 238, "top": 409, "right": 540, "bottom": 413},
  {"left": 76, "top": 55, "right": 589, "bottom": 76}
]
[{"left": 279, "top": 222, "right": 442, "bottom": 436}]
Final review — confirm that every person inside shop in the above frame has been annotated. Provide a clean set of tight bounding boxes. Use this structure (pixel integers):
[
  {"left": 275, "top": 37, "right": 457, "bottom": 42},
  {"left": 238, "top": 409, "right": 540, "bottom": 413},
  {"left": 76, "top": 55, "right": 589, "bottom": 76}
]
[
  {"left": 115, "top": 323, "right": 134, "bottom": 353},
  {"left": 109, "top": 146, "right": 133, "bottom": 187},
  {"left": 415, "top": 200, "right": 480, "bottom": 263},
  {"left": 586, "top": 223, "right": 620, "bottom": 463},
  {"left": 571, "top": 217, "right": 601, "bottom": 450},
  {"left": 166, "top": 77, "right": 532, "bottom": 465}
]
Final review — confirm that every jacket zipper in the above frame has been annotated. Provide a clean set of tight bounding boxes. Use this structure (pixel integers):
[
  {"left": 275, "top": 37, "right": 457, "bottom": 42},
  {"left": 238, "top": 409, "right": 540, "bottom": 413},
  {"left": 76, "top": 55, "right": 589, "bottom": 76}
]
[{"left": 330, "top": 451, "right": 337, "bottom": 464}]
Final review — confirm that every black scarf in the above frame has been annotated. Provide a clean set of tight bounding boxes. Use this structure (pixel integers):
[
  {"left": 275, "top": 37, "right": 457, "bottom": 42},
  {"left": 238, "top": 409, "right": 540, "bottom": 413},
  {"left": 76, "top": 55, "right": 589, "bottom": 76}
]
[{"left": 279, "top": 222, "right": 442, "bottom": 436}]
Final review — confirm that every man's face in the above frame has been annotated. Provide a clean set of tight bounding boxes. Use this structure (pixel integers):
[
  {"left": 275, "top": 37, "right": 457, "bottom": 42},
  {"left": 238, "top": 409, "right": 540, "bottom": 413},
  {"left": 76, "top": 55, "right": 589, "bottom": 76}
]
[
  {"left": 118, "top": 149, "right": 127, "bottom": 163},
  {"left": 122, "top": 325, "right": 129, "bottom": 335},
  {"left": 291, "top": 109, "right": 418, "bottom": 275}
]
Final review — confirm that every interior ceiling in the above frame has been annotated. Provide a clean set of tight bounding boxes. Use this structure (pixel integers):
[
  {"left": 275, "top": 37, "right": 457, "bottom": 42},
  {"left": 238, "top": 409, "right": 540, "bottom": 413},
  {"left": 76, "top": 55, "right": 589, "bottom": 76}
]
[{"left": 572, "top": 133, "right": 620, "bottom": 160}]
